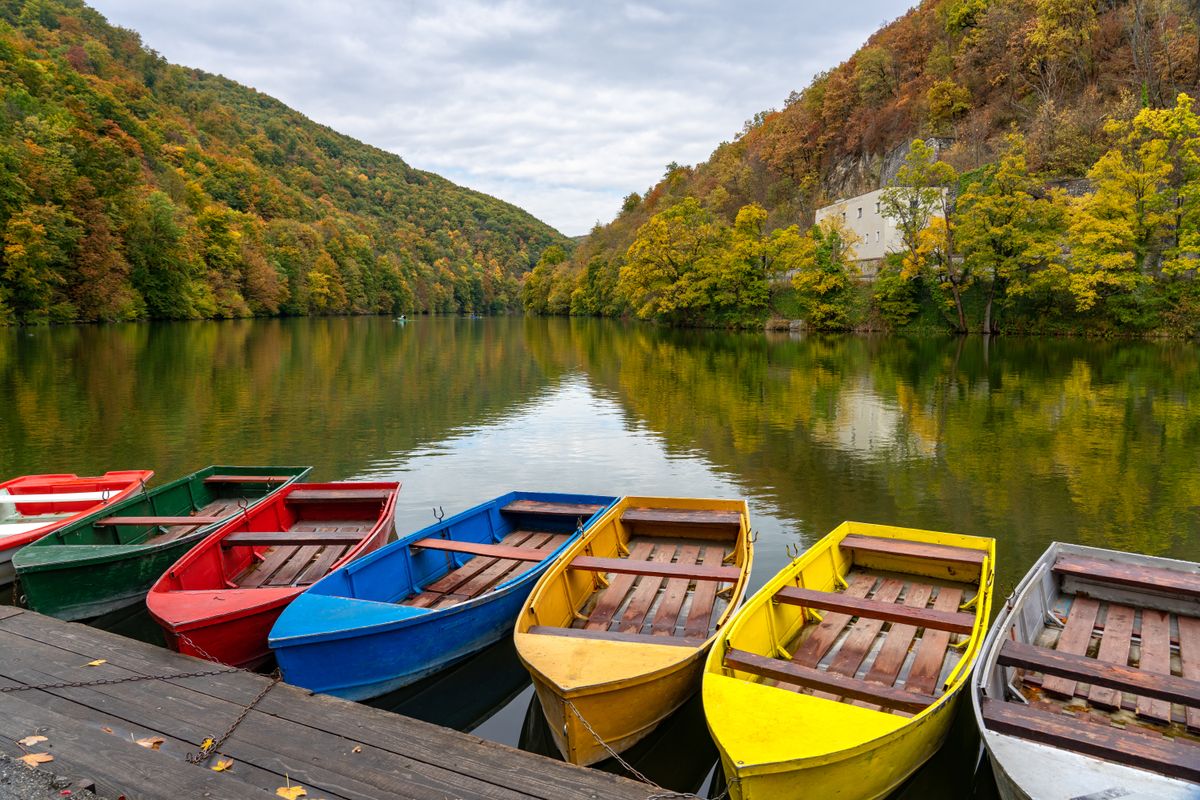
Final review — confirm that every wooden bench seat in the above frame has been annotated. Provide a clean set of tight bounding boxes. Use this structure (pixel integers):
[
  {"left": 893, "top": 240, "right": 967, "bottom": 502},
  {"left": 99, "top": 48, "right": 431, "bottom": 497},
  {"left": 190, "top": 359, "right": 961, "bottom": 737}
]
[
  {"left": 1053, "top": 554, "right": 1200, "bottom": 599},
  {"left": 724, "top": 648, "right": 938, "bottom": 713},
  {"left": 203, "top": 475, "right": 295, "bottom": 484},
  {"left": 570, "top": 555, "right": 741, "bottom": 582},
  {"left": 528, "top": 625, "right": 707, "bottom": 649},
  {"left": 840, "top": 535, "right": 986, "bottom": 567},
  {"left": 500, "top": 500, "right": 604, "bottom": 518},
  {"left": 998, "top": 639, "right": 1200, "bottom": 707},
  {"left": 222, "top": 530, "right": 365, "bottom": 547},
  {"left": 410, "top": 538, "right": 553, "bottom": 562},
  {"left": 95, "top": 515, "right": 225, "bottom": 527},
  {"left": 286, "top": 489, "right": 392, "bottom": 503},
  {"left": 981, "top": 698, "right": 1200, "bottom": 783},
  {"left": 620, "top": 507, "right": 741, "bottom": 530},
  {"left": 774, "top": 586, "right": 976, "bottom": 634}
]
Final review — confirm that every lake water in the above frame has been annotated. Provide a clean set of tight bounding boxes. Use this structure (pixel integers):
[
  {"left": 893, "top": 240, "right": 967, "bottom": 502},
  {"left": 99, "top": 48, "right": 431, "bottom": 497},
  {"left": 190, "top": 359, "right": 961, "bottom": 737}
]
[{"left": 3, "top": 316, "right": 1198, "bottom": 797}]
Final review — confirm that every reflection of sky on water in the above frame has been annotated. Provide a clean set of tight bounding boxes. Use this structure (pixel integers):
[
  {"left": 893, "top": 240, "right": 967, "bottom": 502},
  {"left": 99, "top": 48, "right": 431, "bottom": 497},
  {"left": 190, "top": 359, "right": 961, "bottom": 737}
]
[{"left": 352, "top": 375, "right": 799, "bottom": 589}]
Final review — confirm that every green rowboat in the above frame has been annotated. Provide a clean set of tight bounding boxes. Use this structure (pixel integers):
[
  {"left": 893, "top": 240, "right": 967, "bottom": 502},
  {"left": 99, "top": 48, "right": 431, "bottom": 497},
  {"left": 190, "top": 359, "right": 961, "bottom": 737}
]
[{"left": 13, "top": 465, "right": 311, "bottom": 621}]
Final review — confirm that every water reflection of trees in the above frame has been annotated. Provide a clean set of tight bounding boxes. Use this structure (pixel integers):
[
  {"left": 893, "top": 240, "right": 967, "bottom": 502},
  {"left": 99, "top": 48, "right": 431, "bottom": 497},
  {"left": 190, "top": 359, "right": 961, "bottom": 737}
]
[
  {"left": 0, "top": 318, "right": 570, "bottom": 481},
  {"left": 557, "top": 321, "right": 1200, "bottom": 573}
]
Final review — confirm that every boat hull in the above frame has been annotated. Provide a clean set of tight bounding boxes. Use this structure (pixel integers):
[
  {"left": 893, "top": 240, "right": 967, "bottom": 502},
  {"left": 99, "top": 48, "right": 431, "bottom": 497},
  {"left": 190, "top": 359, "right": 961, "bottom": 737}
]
[{"left": 525, "top": 643, "right": 705, "bottom": 767}]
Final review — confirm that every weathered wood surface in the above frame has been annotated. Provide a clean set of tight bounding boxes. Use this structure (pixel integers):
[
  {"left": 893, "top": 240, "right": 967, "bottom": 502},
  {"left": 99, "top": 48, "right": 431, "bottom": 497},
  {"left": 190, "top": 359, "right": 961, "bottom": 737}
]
[
  {"left": 527, "top": 625, "right": 706, "bottom": 648},
  {"left": 96, "top": 515, "right": 225, "bottom": 526},
  {"left": 223, "top": 531, "right": 365, "bottom": 547},
  {"left": 723, "top": 648, "right": 937, "bottom": 713},
  {"left": 410, "top": 538, "right": 551, "bottom": 562},
  {"left": 619, "top": 507, "right": 741, "bottom": 530},
  {"left": 204, "top": 475, "right": 295, "bottom": 484},
  {"left": 1040, "top": 596, "right": 1099, "bottom": 697},
  {"left": 774, "top": 585, "right": 976, "bottom": 634},
  {"left": 499, "top": 500, "right": 604, "bottom": 518},
  {"left": 0, "top": 607, "right": 652, "bottom": 800},
  {"left": 839, "top": 535, "right": 986, "bottom": 567},
  {"left": 569, "top": 555, "right": 741, "bottom": 582},
  {"left": 981, "top": 698, "right": 1200, "bottom": 783},
  {"left": 1053, "top": 553, "right": 1200, "bottom": 598},
  {"left": 286, "top": 489, "right": 393, "bottom": 503}
]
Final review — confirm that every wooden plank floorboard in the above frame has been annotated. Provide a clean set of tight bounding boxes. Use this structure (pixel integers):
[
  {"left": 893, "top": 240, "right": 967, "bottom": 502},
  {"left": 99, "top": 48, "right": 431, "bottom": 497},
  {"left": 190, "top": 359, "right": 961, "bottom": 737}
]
[
  {"left": 1181, "top": 615, "right": 1200, "bottom": 733},
  {"left": 616, "top": 545, "right": 676, "bottom": 633},
  {"left": 856, "top": 581, "right": 934, "bottom": 710},
  {"left": 904, "top": 587, "right": 963, "bottom": 697},
  {"left": 1088, "top": 603, "right": 1135, "bottom": 709},
  {"left": 1042, "top": 596, "right": 1099, "bottom": 697},
  {"left": 790, "top": 573, "right": 877, "bottom": 667},
  {"left": 1136, "top": 609, "right": 1173, "bottom": 723},
  {"left": 682, "top": 546, "right": 731, "bottom": 638},
  {"left": 0, "top": 608, "right": 650, "bottom": 800},
  {"left": 650, "top": 544, "right": 700, "bottom": 636},
  {"left": 815, "top": 578, "right": 903, "bottom": 702},
  {"left": 583, "top": 540, "right": 654, "bottom": 630}
]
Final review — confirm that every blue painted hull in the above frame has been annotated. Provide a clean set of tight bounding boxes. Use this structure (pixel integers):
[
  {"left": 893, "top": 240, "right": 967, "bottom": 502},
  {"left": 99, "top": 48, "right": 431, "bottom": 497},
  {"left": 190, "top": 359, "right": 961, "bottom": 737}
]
[{"left": 269, "top": 491, "right": 616, "bottom": 701}]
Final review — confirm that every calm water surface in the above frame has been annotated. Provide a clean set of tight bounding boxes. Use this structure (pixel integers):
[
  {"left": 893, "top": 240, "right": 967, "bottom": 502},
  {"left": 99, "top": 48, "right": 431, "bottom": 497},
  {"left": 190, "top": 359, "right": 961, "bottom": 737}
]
[{"left": 3, "top": 317, "right": 1198, "bottom": 797}]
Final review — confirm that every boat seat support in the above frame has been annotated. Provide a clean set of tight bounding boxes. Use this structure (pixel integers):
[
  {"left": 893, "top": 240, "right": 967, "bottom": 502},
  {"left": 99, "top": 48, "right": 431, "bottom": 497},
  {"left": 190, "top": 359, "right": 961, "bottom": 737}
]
[{"left": 569, "top": 555, "right": 741, "bottom": 582}]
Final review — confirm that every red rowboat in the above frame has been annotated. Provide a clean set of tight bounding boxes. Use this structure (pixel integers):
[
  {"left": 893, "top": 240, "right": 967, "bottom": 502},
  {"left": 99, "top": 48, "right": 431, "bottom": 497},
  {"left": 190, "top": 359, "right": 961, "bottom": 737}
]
[
  {"left": 0, "top": 471, "right": 155, "bottom": 587},
  {"left": 146, "top": 482, "right": 399, "bottom": 668}
]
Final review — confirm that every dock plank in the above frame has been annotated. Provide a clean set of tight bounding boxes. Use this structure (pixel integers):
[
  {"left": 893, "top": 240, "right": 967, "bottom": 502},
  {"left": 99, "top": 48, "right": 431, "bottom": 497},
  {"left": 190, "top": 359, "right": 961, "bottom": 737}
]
[
  {"left": 0, "top": 608, "right": 651, "bottom": 800},
  {"left": 1181, "top": 615, "right": 1200, "bottom": 733}
]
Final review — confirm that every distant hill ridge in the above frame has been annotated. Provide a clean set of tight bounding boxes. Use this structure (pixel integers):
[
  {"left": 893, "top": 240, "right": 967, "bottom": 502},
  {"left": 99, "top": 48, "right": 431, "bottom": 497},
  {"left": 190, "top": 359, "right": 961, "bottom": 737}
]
[{"left": 0, "top": 0, "right": 567, "bottom": 323}]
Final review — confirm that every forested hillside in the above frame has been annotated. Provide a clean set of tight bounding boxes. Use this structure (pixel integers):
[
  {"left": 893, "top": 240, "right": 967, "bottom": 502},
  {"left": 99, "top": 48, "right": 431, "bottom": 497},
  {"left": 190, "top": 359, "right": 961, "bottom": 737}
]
[
  {"left": 526, "top": 0, "right": 1200, "bottom": 335},
  {"left": 0, "top": 0, "right": 566, "bottom": 324}
]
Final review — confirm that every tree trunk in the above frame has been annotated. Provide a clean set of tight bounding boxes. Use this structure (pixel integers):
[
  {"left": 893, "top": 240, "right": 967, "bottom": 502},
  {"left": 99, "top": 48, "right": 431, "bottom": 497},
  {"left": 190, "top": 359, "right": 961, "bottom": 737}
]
[
  {"left": 951, "top": 283, "right": 968, "bottom": 334},
  {"left": 983, "top": 283, "right": 994, "bottom": 334}
]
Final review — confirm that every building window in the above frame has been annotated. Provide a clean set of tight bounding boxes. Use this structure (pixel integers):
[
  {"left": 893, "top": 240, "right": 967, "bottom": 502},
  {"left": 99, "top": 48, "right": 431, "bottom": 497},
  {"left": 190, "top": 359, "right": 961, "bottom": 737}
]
[
  {"left": 876, "top": 231, "right": 880, "bottom": 242},
  {"left": 857, "top": 207, "right": 863, "bottom": 219},
  {"left": 875, "top": 201, "right": 881, "bottom": 214},
  {"left": 841, "top": 211, "right": 846, "bottom": 220}
]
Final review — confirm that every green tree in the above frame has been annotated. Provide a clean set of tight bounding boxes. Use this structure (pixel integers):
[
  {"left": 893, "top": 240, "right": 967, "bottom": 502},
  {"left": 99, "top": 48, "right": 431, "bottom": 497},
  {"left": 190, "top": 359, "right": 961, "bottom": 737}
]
[
  {"left": 128, "top": 192, "right": 195, "bottom": 318},
  {"left": 784, "top": 217, "right": 860, "bottom": 330},
  {"left": 2, "top": 203, "right": 78, "bottom": 322},
  {"left": 956, "top": 134, "right": 1067, "bottom": 332}
]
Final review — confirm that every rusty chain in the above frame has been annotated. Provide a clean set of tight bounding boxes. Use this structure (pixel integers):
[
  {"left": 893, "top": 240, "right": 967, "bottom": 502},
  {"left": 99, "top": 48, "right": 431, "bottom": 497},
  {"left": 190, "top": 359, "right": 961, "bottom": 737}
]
[
  {"left": 186, "top": 669, "right": 281, "bottom": 764},
  {"left": 0, "top": 667, "right": 232, "bottom": 693}
]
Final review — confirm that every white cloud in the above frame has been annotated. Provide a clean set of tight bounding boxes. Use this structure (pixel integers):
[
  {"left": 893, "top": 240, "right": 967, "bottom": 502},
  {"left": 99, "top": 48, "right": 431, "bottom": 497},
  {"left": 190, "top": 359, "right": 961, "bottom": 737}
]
[{"left": 90, "top": 0, "right": 914, "bottom": 235}]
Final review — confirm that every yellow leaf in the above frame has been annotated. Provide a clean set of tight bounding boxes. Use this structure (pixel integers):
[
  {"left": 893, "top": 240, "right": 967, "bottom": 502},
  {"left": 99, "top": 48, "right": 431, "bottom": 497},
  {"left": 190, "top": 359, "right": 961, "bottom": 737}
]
[
  {"left": 135, "top": 736, "right": 164, "bottom": 750},
  {"left": 17, "top": 735, "right": 47, "bottom": 747},
  {"left": 276, "top": 786, "right": 307, "bottom": 799},
  {"left": 84, "top": 659, "right": 107, "bottom": 667},
  {"left": 200, "top": 737, "right": 215, "bottom": 750},
  {"left": 101, "top": 727, "right": 114, "bottom": 735},
  {"left": 351, "top": 746, "right": 362, "bottom": 754},
  {"left": 20, "top": 753, "right": 53, "bottom": 768},
  {"left": 212, "top": 758, "right": 234, "bottom": 772}
]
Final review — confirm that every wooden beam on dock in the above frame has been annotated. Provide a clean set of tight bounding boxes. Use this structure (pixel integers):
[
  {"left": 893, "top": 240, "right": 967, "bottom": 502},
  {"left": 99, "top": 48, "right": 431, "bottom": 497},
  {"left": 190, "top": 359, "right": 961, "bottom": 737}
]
[{"left": 0, "top": 607, "right": 652, "bottom": 800}]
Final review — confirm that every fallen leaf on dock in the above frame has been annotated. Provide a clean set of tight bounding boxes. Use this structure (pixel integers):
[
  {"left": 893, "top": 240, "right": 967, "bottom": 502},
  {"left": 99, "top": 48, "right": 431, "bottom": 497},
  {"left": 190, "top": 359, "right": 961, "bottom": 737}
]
[
  {"left": 351, "top": 746, "right": 361, "bottom": 753},
  {"left": 20, "top": 753, "right": 54, "bottom": 768},
  {"left": 101, "top": 727, "right": 114, "bottom": 735},
  {"left": 83, "top": 659, "right": 107, "bottom": 667},
  {"left": 135, "top": 736, "right": 164, "bottom": 750},
  {"left": 17, "top": 735, "right": 48, "bottom": 747},
  {"left": 200, "top": 736, "right": 215, "bottom": 750},
  {"left": 275, "top": 786, "right": 307, "bottom": 799},
  {"left": 212, "top": 758, "right": 234, "bottom": 772}
]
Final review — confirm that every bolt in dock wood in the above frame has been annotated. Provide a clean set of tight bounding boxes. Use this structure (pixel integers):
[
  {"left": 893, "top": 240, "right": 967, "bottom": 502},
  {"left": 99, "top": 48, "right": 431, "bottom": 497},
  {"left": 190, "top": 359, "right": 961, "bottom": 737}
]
[{"left": 0, "top": 606, "right": 653, "bottom": 800}]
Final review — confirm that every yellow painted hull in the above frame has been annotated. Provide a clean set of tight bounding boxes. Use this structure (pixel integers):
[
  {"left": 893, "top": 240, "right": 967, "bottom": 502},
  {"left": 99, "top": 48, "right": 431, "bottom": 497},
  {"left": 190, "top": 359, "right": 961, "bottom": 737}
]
[
  {"left": 515, "top": 496, "right": 753, "bottom": 766},
  {"left": 703, "top": 521, "right": 994, "bottom": 800}
]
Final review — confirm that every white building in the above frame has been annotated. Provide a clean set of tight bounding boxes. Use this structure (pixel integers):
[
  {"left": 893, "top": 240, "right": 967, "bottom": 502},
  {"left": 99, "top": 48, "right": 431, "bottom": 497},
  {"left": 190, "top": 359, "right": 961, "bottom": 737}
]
[{"left": 814, "top": 187, "right": 947, "bottom": 274}]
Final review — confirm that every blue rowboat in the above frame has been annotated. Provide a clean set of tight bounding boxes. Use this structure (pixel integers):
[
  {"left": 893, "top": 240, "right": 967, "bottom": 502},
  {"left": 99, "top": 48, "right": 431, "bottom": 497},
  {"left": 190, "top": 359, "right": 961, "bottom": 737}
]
[{"left": 269, "top": 491, "right": 617, "bottom": 701}]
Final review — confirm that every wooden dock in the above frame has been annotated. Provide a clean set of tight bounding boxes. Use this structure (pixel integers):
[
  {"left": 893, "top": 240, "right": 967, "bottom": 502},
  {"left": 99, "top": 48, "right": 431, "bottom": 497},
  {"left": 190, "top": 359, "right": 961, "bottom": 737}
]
[{"left": 0, "top": 606, "right": 653, "bottom": 800}]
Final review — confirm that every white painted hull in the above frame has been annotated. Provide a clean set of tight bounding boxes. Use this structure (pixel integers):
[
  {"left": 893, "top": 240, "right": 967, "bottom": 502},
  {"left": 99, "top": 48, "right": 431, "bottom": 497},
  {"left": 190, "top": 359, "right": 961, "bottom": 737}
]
[{"left": 973, "top": 543, "right": 1200, "bottom": 800}]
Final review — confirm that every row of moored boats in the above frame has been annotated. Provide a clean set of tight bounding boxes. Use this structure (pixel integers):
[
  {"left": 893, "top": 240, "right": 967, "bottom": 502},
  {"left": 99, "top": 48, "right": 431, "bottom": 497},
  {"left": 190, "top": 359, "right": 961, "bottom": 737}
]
[{"left": 1, "top": 467, "right": 1196, "bottom": 799}]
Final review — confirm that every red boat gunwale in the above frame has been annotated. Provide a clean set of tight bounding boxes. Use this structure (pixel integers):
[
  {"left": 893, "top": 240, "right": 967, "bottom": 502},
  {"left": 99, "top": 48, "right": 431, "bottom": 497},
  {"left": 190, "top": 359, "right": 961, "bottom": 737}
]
[{"left": 146, "top": 482, "right": 399, "bottom": 666}]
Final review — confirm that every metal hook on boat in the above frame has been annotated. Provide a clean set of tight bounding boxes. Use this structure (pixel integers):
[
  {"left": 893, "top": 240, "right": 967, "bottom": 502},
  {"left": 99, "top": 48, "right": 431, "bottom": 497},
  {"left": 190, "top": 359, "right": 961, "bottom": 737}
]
[
  {"left": 749, "top": 529, "right": 758, "bottom": 544},
  {"left": 785, "top": 543, "right": 800, "bottom": 560},
  {"left": 433, "top": 506, "right": 445, "bottom": 522},
  {"left": 101, "top": 488, "right": 112, "bottom": 504}
]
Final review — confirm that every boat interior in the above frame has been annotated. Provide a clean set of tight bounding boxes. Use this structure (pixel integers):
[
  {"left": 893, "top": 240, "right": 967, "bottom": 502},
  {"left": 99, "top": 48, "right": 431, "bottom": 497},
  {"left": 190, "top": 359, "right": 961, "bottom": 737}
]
[
  {"left": 720, "top": 532, "right": 988, "bottom": 718},
  {"left": 398, "top": 499, "right": 603, "bottom": 610},
  {"left": 169, "top": 486, "right": 393, "bottom": 591},
  {"left": 54, "top": 472, "right": 304, "bottom": 547},
  {"left": 979, "top": 547, "right": 1200, "bottom": 783},
  {"left": 525, "top": 502, "right": 750, "bottom": 647}
]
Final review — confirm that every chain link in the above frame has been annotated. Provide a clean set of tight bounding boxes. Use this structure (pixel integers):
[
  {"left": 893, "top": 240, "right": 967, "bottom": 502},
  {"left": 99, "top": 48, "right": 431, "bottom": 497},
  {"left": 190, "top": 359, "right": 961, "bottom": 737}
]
[
  {"left": 0, "top": 668, "right": 232, "bottom": 693},
  {"left": 186, "top": 669, "right": 280, "bottom": 764},
  {"left": 175, "top": 631, "right": 226, "bottom": 665},
  {"left": 563, "top": 699, "right": 730, "bottom": 800}
]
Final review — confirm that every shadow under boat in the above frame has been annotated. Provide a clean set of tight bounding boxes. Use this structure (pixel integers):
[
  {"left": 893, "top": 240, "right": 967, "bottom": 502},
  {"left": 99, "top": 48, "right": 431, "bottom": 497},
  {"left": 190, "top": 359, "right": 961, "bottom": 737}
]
[
  {"left": 365, "top": 635, "right": 532, "bottom": 733},
  {"left": 519, "top": 689, "right": 720, "bottom": 797}
]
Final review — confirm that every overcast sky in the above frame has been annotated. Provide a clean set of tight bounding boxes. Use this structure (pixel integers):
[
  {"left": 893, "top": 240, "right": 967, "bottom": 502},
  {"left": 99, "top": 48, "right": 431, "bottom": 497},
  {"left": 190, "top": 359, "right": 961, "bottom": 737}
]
[{"left": 89, "top": 1, "right": 913, "bottom": 235}]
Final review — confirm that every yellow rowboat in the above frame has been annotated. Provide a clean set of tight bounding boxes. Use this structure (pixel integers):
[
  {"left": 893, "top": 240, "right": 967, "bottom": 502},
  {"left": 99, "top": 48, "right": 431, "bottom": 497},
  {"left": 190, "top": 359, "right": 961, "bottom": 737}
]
[
  {"left": 514, "top": 496, "right": 753, "bottom": 766},
  {"left": 702, "top": 521, "right": 994, "bottom": 800}
]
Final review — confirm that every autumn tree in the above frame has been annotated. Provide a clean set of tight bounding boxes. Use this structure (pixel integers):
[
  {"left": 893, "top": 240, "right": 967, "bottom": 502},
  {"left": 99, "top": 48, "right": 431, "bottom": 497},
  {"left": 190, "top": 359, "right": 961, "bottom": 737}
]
[
  {"left": 956, "top": 134, "right": 1067, "bottom": 332},
  {"left": 1025, "top": 0, "right": 1098, "bottom": 102},
  {"left": 128, "top": 192, "right": 195, "bottom": 318}
]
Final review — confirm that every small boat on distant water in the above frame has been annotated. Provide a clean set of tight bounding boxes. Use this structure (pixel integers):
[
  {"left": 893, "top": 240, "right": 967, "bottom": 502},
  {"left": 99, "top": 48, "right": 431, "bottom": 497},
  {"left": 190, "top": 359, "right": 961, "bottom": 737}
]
[
  {"left": 703, "top": 521, "right": 994, "bottom": 800},
  {"left": 514, "top": 496, "right": 753, "bottom": 766},
  {"left": 973, "top": 542, "right": 1200, "bottom": 799},
  {"left": 147, "top": 482, "right": 398, "bottom": 668},
  {"left": 270, "top": 491, "right": 615, "bottom": 700},
  {"left": 14, "top": 465, "right": 311, "bottom": 621},
  {"left": 0, "top": 470, "right": 154, "bottom": 588}
]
